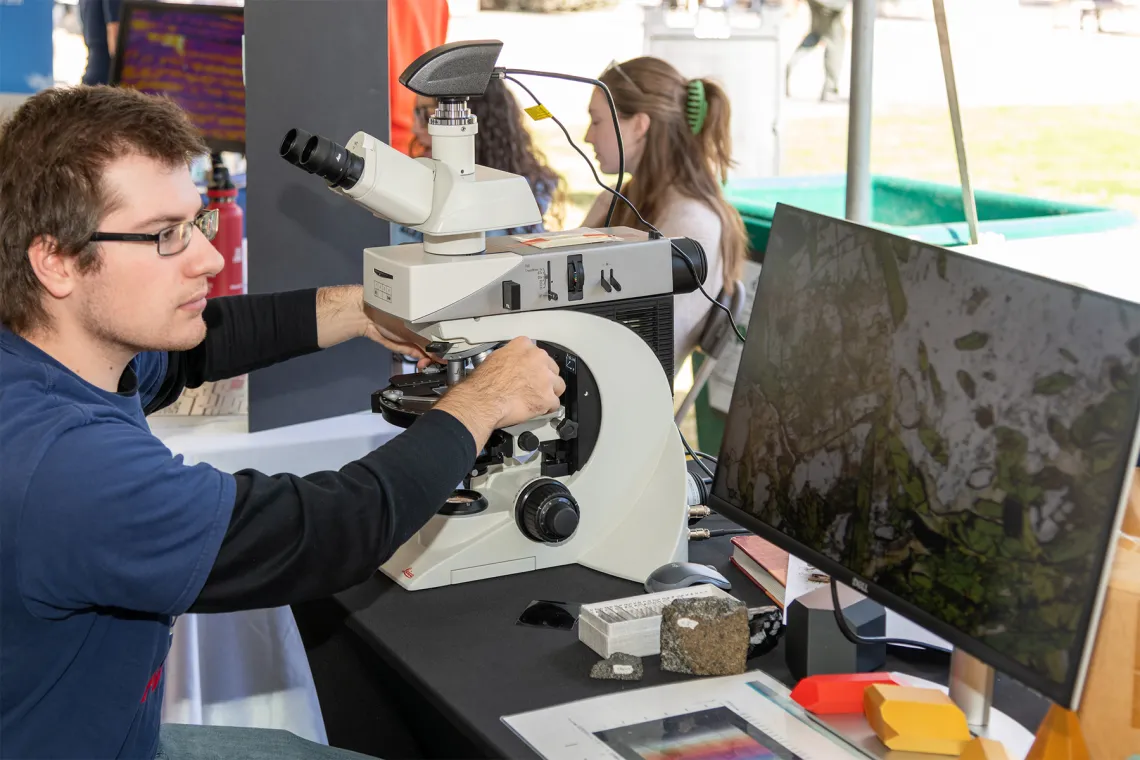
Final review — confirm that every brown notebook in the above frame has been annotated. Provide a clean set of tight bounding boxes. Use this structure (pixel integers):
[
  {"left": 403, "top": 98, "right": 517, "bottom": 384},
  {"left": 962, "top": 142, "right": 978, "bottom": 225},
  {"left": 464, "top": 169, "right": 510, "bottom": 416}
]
[{"left": 730, "top": 535, "right": 790, "bottom": 607}]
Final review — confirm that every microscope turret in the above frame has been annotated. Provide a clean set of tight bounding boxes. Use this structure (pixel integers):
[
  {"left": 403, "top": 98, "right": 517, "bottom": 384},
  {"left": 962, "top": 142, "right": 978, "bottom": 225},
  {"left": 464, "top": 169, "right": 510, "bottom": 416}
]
[{"left": 280, "top": 40, "right": 706, "bottom": 591}]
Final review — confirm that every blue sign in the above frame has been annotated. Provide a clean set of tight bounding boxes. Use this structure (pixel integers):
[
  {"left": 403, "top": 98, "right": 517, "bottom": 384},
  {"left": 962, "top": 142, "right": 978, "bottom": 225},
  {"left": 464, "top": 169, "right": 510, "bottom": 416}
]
[{"left": 0, "top": 0, "right": 54, "bottom": 94}]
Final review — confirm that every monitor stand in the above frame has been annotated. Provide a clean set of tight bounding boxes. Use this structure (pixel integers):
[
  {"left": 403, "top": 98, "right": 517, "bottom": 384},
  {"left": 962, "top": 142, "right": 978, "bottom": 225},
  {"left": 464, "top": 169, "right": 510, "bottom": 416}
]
[{"left": 949, "top": 648, "right": 995, "bottom": 726}]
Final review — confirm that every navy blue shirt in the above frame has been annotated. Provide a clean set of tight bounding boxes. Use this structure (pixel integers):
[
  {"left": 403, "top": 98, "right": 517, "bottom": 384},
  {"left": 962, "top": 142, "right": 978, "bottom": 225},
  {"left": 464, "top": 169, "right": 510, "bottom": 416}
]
[{"left": 0, "top": 328, "right": 235, "bottom": 758}]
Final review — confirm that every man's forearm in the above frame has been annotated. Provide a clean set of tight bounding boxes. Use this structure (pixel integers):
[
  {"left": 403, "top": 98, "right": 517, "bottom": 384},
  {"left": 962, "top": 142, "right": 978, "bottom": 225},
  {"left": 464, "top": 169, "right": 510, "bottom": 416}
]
[
  {"left": 144, "top": 289, "right": 322, "bottom": 413},
  {"left": 315, "top": 285, "right": 370, "bottom": 349},
  {"left": 188, "top": 409, "right": 476, "bottom": 612}
]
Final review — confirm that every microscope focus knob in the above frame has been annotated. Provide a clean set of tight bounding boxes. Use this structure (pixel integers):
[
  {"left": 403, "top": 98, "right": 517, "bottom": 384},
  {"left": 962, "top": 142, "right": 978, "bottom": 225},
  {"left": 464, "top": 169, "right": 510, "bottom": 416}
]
[{"left": 518, "top": 480, "right": 579, "bottom": 544}]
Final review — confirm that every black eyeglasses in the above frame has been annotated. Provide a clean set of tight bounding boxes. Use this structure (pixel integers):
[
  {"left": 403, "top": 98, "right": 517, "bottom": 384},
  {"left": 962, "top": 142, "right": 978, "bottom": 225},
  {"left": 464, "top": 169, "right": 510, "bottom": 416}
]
[{"left": 89, "top": 208, "right": 219, "bottom": 257}]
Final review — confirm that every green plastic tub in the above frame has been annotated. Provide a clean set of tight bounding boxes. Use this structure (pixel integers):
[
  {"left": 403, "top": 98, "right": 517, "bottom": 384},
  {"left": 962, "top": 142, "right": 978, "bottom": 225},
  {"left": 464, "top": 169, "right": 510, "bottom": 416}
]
[
  {"left": 690, "top": 174, "right": 1137, "bottom": 454},
  {"left": 724, "top": 174, "right": 1137, "bottom": 260}
]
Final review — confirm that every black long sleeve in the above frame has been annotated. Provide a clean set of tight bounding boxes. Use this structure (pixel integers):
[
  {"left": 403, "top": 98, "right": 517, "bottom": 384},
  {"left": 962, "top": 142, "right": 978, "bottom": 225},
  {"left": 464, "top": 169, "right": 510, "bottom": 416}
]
[
  {"left": 188, "top": 409, "right": 476, "bottom": 613},
  {"left": 144, "top": 289, "right": 321, "bottom": 414}
]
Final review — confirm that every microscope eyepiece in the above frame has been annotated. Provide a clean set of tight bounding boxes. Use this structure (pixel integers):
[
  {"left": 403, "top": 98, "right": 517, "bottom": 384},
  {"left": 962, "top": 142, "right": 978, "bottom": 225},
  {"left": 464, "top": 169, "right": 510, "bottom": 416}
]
[
  {"left": 299, "top": 134, "right": 365, "bottom": 190},
  {"left": 280, "top": 128, "right": 316, "bottom": 172}
]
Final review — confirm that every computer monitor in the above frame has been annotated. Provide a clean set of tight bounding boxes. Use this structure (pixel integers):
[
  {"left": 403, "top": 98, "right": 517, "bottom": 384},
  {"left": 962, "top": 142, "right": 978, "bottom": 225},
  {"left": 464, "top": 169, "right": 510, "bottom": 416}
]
[
  {"left": 111, "top": 1, "right": 245, "bottom": 154},
  {"left": 709, "top": 203, "right": 1140, "bottom": 710}
]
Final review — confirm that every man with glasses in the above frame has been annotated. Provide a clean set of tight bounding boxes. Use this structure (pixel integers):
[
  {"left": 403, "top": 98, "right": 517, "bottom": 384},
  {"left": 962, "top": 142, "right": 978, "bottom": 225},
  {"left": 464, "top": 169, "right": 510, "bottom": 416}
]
[{"left": 0, "top": 86, "right": 565, "bottom": 759}]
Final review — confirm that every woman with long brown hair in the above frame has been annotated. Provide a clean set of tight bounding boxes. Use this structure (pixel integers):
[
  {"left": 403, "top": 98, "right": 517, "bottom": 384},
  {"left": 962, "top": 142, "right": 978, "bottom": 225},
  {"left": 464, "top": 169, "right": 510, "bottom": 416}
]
[{"left": 582, "top": 57, "right": 748, "bottom": 367}]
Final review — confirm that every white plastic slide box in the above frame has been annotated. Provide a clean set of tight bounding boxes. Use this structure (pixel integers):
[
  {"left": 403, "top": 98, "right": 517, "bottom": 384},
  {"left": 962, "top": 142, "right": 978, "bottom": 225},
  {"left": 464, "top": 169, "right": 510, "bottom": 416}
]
[{"left": 578, "top": 585, "right": 735, "bottom": 658}]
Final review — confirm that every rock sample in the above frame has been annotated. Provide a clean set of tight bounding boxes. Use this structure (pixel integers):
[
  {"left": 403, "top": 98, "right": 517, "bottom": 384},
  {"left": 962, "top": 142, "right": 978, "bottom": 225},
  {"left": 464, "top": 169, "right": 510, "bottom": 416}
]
[
  {"left": 589, "top": 652, "right": 644, "bottom": 682},
  {"left": 746, "top": 605, "right": 785, "bottom": 659},
  {"left": 660, "top": 597, "right": 749, "bottom": 676}
]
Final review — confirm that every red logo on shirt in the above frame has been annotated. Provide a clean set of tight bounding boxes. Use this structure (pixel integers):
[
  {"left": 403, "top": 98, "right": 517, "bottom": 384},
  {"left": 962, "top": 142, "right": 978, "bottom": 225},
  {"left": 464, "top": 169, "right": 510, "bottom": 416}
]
[
  {"left": 402, "top": 568, "right": 414, "bottom": 579},
  {"left": 140, "top": 664, "right": 164, "bottom": 704}
]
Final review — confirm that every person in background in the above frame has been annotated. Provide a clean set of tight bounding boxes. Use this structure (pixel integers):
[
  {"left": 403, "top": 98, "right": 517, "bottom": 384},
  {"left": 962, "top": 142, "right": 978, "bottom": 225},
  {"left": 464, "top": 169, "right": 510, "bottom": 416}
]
[
  {"left": 78, "top": 0, "right": 121, "bottom": 86},
  {"left": 401, "top": 77, "right": 567, "bottom": 240},
  {"left": 785, "top": 0, "right": 850, "bottom": 102},
  {"left": 388, "top": 0, "right": 450, "bottom": 157},
  {"left": 581, "top": 56, "right": 748, "bottom": 368}
]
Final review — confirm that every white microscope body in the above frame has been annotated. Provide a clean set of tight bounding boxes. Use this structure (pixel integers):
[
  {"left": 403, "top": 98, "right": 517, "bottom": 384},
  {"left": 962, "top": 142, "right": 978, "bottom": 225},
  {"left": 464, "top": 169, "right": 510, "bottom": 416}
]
[{"left": 281, "top": 40, "right": 698, "bottom": 590}]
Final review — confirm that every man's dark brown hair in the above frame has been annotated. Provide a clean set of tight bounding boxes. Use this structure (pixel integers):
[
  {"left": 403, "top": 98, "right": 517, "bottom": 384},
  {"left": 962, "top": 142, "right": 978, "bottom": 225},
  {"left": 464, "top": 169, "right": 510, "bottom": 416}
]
[{"left": 0, "top": 85, "right": 208, "bottom": 334}]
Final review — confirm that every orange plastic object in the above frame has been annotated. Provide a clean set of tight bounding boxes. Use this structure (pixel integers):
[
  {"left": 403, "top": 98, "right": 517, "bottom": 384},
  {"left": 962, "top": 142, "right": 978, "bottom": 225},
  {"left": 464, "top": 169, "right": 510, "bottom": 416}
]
[
  {"left": 1025, "top": 704, "right": 1091, "bottom": 760},
  {"left": 790, "top": 672, "right": 899, "bottom": 714},
  {"left": 863, "top": 683, "right": 971, "bottom": 756},
  {"left": 960, "top": 737, "right": 1013, "bottom": 760}
]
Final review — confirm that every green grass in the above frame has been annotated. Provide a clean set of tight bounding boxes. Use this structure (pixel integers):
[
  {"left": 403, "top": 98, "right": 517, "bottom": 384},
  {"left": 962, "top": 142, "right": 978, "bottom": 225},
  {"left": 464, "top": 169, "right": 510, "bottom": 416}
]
[
  {"left": 537, "top": 103, "right": 1140, "bottom": 227},
  {"left": 781, "top": 103, "right": 1140, "bottom": 217}
]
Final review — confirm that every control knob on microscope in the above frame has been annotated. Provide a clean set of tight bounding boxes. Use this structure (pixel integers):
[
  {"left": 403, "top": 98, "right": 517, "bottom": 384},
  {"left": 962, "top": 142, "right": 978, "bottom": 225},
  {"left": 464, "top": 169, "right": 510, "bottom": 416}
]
[{"left": 517, "top": 480, "right": 580, "bottom": 543}]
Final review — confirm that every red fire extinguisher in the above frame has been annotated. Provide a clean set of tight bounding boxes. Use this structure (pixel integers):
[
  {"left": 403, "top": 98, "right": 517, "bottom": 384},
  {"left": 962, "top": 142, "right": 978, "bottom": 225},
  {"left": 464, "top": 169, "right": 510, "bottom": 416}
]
[{"left": 205, "top": 154, "right": 244, "bottom": 299}]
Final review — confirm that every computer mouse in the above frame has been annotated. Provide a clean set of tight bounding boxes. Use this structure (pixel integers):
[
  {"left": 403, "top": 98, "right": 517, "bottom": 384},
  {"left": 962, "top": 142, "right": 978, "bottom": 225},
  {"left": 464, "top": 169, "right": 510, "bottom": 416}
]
[{"left": 644, "top": 561, "right": 732, "bottom": 594}]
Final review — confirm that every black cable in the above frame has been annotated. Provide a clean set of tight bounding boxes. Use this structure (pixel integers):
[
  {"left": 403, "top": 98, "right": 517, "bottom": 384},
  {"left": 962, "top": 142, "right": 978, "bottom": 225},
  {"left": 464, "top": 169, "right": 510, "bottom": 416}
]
[
  {"left": 692, "top": 450, "right": 718, "bottom": 466},
  {"left": 497, "top": 68, "right": 623, "bottom": 226},
  {"left": 672, "top": 244, "right": 747, "bottom": 343},
  {"left": 708, "top": 528, "right": 750, "bottom": 538},
  {"left": 689, "top": 527, "right": 751, "bottom": 540},
  {"left": 501, "top": 74, "right": 620, "bottom": 228},
  {"left": 678, "top": 424, "right": 715, "bottom": 481},
  {"left": 829, "top": 578, "right": 951, "bottom": 654},
  {"left": 501, "top": 68, "right": 746, "bottom": 503},
  {"left": 500, "top": 72, "right": 746, "bottom": 344}
]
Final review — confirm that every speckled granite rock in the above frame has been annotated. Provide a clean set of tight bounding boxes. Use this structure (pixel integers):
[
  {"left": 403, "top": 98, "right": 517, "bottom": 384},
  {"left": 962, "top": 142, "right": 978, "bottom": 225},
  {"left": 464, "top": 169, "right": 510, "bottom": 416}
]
[
  {"left": 660, "top": 597, "right": 749, "bottom": 676},
  {"left": 589, "top": 652, "right": 644, "bottom": 681}
]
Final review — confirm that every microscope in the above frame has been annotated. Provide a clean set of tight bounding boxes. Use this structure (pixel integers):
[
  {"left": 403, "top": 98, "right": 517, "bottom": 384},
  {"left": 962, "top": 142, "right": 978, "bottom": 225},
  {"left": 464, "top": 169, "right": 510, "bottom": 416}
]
[{"left": 281, "top": 40, "right": 707, "bottom": 591}]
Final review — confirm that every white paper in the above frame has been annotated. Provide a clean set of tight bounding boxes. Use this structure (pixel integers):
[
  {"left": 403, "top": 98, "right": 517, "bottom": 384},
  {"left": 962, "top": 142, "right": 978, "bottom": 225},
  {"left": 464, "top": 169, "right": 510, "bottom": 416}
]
[
  {"left": 781, "top": 556, "right": 829, "bottom": 622},
  {"left": 502, "top": 670, "right": 864, "bottom": 760}
]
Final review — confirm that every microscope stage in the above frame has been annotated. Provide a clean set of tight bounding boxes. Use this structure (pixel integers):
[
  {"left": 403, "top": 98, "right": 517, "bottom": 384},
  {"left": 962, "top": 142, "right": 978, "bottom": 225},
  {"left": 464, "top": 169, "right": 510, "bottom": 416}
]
[{"left": 371, "top": 371, "right": 446, "bottom": 428}]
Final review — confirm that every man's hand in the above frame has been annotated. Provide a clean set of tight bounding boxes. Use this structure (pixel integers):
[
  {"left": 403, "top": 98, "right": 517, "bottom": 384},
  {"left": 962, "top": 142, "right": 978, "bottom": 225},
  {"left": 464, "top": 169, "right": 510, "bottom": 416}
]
[
  {"left": 434, "top": 338, "right": 567, "bottom": 450},
  {"left": 362, "top": 303, "right": 437, "bottom": 368},
  {"left": 315, "top": 285, "right": 436, "bottom": 366}
]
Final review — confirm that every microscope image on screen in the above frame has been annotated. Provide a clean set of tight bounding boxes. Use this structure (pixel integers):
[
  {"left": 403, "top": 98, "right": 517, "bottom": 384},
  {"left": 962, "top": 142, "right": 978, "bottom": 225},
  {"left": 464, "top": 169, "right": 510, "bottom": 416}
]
[{"left": 717, "top": 205, "right": 1140, "bottom": 688}]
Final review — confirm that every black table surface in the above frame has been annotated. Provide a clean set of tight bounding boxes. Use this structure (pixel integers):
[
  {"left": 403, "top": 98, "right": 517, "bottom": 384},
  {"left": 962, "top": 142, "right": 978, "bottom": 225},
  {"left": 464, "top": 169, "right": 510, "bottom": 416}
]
[{"left": 332, "top": 515, "right": 1050, "bottom": 758}]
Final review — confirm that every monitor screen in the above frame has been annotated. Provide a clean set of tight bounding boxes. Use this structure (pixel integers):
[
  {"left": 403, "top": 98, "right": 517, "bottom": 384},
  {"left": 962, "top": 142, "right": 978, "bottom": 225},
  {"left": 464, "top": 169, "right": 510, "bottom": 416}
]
[
  {"left": 709, "top": 204, "right": 1140, "bottom": 708},
  {"left": 112, "top": 2, "right": 245, "bottom": 153}
]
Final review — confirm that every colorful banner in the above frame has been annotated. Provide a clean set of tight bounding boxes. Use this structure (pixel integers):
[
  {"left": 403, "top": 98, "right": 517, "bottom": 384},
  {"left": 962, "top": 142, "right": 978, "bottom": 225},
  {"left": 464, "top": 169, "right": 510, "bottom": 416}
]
[{"left": 118, "top": 7, "right": 244, "bottom": 149}]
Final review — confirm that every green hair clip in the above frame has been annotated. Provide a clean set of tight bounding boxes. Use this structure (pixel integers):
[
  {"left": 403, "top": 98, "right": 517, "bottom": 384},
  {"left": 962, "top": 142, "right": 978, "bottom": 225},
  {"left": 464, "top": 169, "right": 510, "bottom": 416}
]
[{"left": 686, "top": 79, "right": 708, "bottom": 135}]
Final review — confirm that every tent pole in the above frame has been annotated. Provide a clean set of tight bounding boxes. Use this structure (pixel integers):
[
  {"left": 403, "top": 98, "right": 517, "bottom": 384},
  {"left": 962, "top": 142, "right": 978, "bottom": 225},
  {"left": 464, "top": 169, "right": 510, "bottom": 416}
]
[
  {"left": 845, "top": 0, "right": 877, "bottom": 223},
  {"left": 932, "top": 0, "right": 980, "bottom": 245}
]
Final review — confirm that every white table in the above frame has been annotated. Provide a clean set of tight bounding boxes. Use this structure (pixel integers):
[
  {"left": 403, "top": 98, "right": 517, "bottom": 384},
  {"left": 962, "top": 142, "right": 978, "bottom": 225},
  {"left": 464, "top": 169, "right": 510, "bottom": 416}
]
[{"left": 149, "top": 411, "right": 404, "bottom": 744}]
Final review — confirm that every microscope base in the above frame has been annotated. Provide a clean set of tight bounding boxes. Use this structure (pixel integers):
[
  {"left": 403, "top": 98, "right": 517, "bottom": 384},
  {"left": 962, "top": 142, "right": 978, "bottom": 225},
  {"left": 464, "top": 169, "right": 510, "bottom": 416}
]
[
  {"left": 378, "top": 310, "right": 691, "bottom": 591},
  {"left": 378, "top": 431, "right": 690, "bottom": 590}
]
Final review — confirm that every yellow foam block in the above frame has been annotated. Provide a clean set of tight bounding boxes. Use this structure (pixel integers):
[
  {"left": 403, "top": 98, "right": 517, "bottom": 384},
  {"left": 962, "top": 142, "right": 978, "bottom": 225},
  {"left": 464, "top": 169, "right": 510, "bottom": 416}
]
[
  {"left": 960, "top": 737, "right": 1013, "bottom": 760},
  {"left": 863, "top": 684, "right": 971, "bottom": 756}
]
